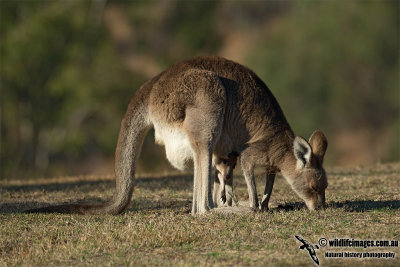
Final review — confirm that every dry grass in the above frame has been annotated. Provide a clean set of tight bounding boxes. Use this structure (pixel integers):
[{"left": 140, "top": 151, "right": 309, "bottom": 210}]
[{"left": 1, "top": 163, "right": 399, "bottom": 266}]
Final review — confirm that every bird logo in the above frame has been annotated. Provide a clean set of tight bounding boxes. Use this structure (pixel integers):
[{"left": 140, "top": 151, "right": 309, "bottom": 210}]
[{"left": 295, "top": 235, "right": 320, "bottom": 265}]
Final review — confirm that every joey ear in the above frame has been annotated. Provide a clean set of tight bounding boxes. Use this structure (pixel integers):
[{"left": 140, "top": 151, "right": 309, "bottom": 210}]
[
  {"left": 309, "top": 130, "right": 328, "bottom": 164},
  {"left": 293, "top": 136, "right": 312, "bottom": 168}
]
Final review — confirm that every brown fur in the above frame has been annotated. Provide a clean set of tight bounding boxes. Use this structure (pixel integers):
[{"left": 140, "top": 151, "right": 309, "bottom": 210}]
[
  {"left": 213, "top": 153, "right": 238, "bottom": 207},
  {"left": 27, "top": 55, "right": 328, "bottom": 215}
]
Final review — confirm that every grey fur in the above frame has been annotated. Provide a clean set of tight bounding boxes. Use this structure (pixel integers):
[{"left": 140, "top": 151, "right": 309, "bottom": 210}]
[{"left": 27, "top": 56, "right": 328, "bottom": 215}]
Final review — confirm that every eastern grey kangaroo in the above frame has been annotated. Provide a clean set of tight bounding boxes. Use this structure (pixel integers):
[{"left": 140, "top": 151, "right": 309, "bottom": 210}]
[{"left": 28, "top": 56, "right": 328, "bottom": 215}]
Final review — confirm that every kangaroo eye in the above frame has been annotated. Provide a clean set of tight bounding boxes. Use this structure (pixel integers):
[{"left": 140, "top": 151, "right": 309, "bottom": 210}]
[
  {"left": 311, "top": 181, "right": 320, "bottom": 192},
  {"left": 311, "top": 185, "right": 318, "bottom": 192}
]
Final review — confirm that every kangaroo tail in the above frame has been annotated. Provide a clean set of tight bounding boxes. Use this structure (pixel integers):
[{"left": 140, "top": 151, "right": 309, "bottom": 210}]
[{"left": 26, "top": 86, "right": 152, "bottom": 215}]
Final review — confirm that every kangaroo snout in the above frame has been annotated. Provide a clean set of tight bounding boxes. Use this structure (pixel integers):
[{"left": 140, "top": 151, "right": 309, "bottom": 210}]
[{"left": 305, "top": 192, "right": 326, "bottom": 210}]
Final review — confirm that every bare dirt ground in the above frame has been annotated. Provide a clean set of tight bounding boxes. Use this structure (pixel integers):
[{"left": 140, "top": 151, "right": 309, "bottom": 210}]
[{"left": 1, "top": 163, "right": 399, "bottom": 266}]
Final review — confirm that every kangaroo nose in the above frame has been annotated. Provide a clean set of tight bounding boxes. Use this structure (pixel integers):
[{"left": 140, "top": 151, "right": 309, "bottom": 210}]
[{"left": 306, "top": 193, "right": 325, "bottom": 210}]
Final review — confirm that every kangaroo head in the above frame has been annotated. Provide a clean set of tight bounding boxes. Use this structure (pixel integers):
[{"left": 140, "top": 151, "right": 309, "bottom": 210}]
[{"left": 290, "top": 130, "right": 328, "bottom": 210}]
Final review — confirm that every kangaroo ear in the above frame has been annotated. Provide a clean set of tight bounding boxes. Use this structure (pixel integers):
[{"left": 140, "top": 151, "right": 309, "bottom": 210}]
[
  {"left": 309, "top": 130, "right": 328, "bottom": 164},
  {"left": 293, "top": 136, "right": 312, "bottom": 168}
]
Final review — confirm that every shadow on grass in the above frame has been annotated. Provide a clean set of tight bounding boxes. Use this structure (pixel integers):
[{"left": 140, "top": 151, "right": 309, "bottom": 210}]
[
  {"left": 2, "top": 199, "right": 399, "bottom": 214},
  {"left": 271, "top": 200, "right": 400, "bottom": 212},
  {"left": 1, "top": 174, "right": 193, "bottom": 193},
  {"left": 328, "top": 200, "right": 400, "bottom": 212},
  {"left": 0, "top": 175, "right": 194, "bottom": 214},
  {"left": 272, "top": 202, "right": 307, "bottom": 211},
  {"left": 1, "top": 174, "right": 399, "bottom": 214},
  {"left": 0, "top": 199, "right": 192, "bottom": 214}
]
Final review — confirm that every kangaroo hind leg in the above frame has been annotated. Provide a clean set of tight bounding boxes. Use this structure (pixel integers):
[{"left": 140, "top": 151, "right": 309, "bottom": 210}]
[{"left": 182, "top": 69, "right": 226, "bottom": 215}]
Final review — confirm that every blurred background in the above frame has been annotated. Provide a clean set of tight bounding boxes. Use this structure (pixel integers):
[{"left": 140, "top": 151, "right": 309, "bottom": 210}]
[{"left": 1, "top": 0, "right": 398, "bottom": 179}]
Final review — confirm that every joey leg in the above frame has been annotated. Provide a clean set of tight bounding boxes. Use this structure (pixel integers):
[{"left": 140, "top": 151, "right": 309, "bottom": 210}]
[
  {"left": 212, "top": 169, "right": 221, "bottom": 207},
  {"left": 224, "top": 173, "right": 234, "bottom": 206},
  {"left": 218, "top": 172, "right": 227, "bottom": 206}
]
